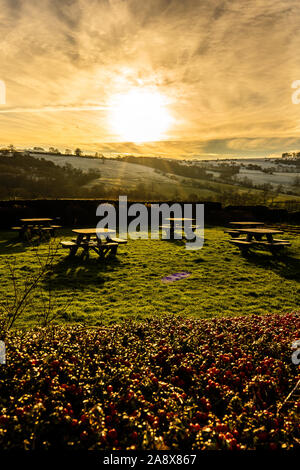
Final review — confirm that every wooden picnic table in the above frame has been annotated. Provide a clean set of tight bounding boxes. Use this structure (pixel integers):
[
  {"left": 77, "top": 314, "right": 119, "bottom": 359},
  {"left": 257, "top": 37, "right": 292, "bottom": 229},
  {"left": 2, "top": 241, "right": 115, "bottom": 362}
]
[
  {"left": 164, "top": 217, "right": 195, "bottom": 238},
  {"left": 61, "top": 228, "right": 121, "bottom": 259},
  {"left": 230, "top": 228, "right": 291, "bottom": 255},
  {"left": 229, "top": 221, "right": 264, "bottom": 227},
  {"left": 72, "top": 228, "right": 115, "bottom": 237},
  {"left": 20, "top": 218, "right": 53, "bottom": 224},
  {"left": 12, "top": 218, "right": 57, "bottom": 240}
]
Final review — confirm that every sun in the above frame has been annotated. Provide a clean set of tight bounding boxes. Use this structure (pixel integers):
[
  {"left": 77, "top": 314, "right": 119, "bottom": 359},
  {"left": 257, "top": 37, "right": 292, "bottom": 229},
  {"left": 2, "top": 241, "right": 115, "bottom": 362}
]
[{"left": 108, "top": 88, "right": 172, "bottom": 143}]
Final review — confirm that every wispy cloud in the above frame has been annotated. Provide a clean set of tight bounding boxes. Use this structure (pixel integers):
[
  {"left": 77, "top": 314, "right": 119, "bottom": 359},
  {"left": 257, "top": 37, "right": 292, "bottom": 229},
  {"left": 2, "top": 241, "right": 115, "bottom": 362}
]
[
  {"left": 0, "top": 105, "right": 106, "bottom": 113},
  {"left": 0, "top": 0, "right": 300, "bottom": 156}
]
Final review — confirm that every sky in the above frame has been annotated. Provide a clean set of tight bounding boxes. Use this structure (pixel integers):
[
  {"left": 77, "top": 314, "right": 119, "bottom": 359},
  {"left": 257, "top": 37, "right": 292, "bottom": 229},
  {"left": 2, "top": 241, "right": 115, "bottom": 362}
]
[{"left": 1, "top": 0, "right": 300, "bottom": 158}]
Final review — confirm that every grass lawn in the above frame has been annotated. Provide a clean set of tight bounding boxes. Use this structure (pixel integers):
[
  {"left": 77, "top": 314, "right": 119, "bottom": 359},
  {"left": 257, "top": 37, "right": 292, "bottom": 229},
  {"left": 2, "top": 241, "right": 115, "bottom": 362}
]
[{"left": 0, "top": 227, "right": 299, "bottom": 328}]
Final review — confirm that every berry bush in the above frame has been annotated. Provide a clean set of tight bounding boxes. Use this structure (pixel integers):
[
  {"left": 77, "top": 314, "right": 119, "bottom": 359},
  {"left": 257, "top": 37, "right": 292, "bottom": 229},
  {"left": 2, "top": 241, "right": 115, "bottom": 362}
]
[{"left": 0, "top": 313, "right": 299, "bottom": 450}]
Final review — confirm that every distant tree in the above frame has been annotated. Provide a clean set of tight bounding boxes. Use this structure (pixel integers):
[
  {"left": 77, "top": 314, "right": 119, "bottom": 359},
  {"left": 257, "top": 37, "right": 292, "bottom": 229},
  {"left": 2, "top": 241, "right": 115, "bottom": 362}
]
[
  {"left": 241, "top": 176, "right": 253, "bottom": 188},
  {"left": 0, "top": 147, "right": 9, "bottom": 155},
  {"left": 65, "top": 149, "right": 71, "bottom": 155},
  {"left": 74, "top": 148, "right": 82, "bottom": 157},
  {"left": 95, "top": 152, "right": 99, "bottom": 157},
  {"left": 49, "top": 147, "right": 60, "bottom": 154}
]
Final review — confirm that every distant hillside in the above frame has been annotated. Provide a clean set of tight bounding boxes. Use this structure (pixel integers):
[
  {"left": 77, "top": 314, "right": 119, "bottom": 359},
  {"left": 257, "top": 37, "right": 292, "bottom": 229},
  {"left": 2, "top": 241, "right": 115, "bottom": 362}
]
[{"left": 1, "top": 151, "right": 299, "bottom": 206}]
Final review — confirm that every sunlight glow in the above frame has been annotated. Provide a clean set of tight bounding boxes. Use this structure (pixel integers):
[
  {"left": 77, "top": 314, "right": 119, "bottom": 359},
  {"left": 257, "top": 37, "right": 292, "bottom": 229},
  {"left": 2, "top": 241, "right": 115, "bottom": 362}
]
[{"left": 108, "top": 88, "right": 172, "bottom": 143}]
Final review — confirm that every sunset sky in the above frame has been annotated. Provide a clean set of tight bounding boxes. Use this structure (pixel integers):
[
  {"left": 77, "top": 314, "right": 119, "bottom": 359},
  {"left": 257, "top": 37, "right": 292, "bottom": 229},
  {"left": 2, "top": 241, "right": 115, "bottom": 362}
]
[{"left": 1, "top": 0, "right": 300, "bottom": 158}]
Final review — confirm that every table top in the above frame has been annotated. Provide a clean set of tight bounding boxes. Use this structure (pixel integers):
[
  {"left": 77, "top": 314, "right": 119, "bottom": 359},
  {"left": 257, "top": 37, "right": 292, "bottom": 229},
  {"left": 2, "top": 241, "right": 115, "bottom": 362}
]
[
  {"left": 20, "top": 218, "right": 53, "bottom": 223},
  {"left": 166, "top": 218, "right": 194, "bottom": 221},
  {"left": 238, "top": 228, "right": 283, "bottom": 234},
  {"left": 229, "top": 221, "right": 264, "bottom": 226},
  {"left": 72, "top": 228, "right": 115, "bottom": 235}
]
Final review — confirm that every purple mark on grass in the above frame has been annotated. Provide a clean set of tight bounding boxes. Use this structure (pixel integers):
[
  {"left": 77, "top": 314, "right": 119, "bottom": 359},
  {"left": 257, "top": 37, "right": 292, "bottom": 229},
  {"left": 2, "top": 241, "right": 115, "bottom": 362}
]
[{"left": 161, "top": 272, "right": 191, "bottom": 283}]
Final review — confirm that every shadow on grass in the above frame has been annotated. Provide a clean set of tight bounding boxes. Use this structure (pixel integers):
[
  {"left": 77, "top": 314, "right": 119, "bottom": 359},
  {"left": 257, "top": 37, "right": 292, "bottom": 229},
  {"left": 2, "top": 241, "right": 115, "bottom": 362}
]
[
  {"left": 161, "top": 237, "right": 186, "bottom": 247},
  {"left": 44, "top": 253, "right": 122, "bottom": 290},
  {"left": 0, "top": 236, "right": 28, "bottom": 254},
  {"left": 243, "top": 249, "right": 300, "bottom": 281},
  {"left": 0, "top": 231, "right": 52, "bottom": 255}
]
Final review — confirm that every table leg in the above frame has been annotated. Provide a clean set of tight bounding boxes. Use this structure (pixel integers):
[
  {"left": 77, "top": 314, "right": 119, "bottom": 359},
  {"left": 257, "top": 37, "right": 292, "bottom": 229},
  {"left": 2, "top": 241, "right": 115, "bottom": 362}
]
[
  {"left": 70, "top": 234, "right": 83, "bottom": 256},
  {"left": 85, "top": 235, "right": 92, "bottom": 258},
  {"left": 38, "top": 224, "right": 50, "bottom": 241},
  {"left": 254, "top": 234, "right": 263, "bottom": 241},
  {"left": 19, "top": 225, "right": 28, "bottom": 240},
  {"left": 24, "top": 225, "right": 32, "bottom": 241},
  {"left": 95, "top": 235, "right": 105, "bottom": 258},
  {"left": 231, "top": 231, "right": 240, "bottom": 238},
  {"left": 169, "top": 221, "right": 175, "bottom": 239}
]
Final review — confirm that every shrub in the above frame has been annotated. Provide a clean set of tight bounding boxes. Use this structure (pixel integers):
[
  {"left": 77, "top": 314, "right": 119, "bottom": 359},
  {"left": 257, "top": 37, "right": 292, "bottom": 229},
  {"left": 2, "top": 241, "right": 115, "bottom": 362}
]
[{"left": 0, "top": 313, "right": 299, "bottom": 450}]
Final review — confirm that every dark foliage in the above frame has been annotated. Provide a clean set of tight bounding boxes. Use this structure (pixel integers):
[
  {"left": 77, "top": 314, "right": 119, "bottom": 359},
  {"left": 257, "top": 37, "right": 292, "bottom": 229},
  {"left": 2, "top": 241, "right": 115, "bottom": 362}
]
[{"left": 0, "top": 153, "right": 101, "bottom": 199}]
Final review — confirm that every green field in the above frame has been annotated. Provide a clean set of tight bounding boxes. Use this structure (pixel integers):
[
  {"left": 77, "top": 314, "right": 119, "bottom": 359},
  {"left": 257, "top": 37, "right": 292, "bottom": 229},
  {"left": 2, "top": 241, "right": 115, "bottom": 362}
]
[{"left": 0, "top": 227, "right": 299, "bottom": 328}]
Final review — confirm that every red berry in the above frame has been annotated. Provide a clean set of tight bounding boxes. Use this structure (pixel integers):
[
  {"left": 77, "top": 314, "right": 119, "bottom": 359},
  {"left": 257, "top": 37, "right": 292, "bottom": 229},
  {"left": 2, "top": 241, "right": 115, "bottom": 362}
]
[
  {"left": 228, "top": 438, "right": 237, "bottom": 450},
  {"left": 80, "top": 414, "right": 88, "bottom": 423},
  {"left": 16, "top": 407, "right": 24, "bottom": 417}
]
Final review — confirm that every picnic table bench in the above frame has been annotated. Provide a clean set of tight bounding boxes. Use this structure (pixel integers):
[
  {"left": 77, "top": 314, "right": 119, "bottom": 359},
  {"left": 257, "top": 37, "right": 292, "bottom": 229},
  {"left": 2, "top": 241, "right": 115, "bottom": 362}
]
[
  {"left": 229, "top": 228, "right": 291, "bottom": 255},
  {"left": 61, "top": 228, "right": 126, "bottom": 259},
  {"left": 161, "top": 217, "right": 196, "bottom": 239}
]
